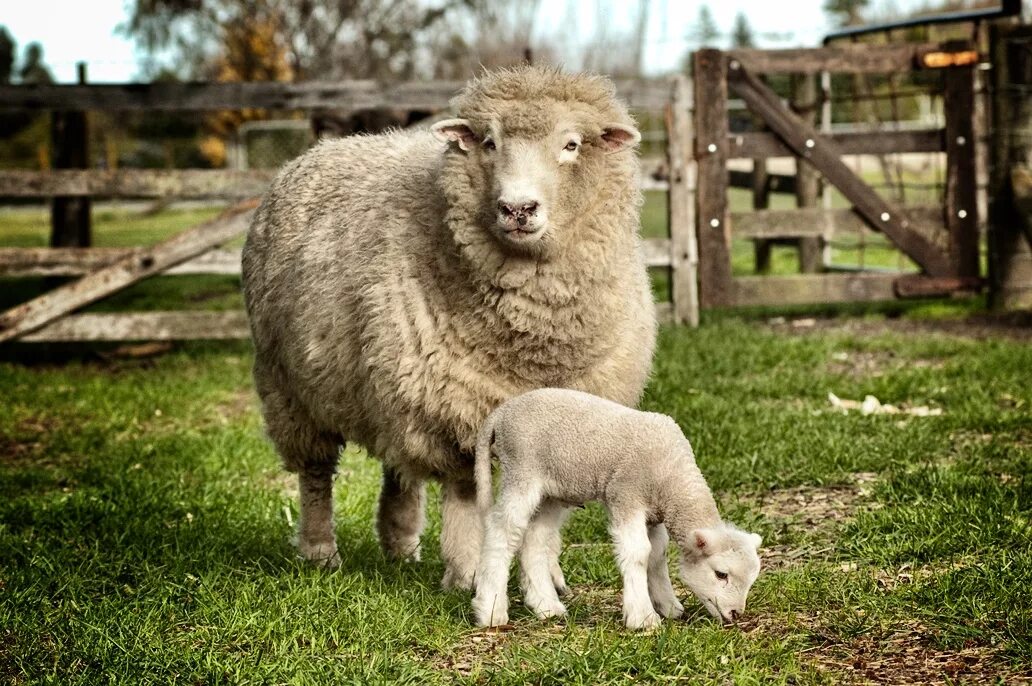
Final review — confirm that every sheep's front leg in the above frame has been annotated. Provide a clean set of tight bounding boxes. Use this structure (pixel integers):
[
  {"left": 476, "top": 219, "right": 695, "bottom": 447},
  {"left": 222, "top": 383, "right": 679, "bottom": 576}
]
[
  {"left": 377, "top": 466, "right": 425, "bottom": 561},
  {"left": 612, "top": 512, "right": 662, "bottom": 630},
  {"left": 440, "top": 476, "right": 481, "bottom": 590},
  {"left": 519, "top": 501, "right": 569, "bottom": 619},
  {"left": 647, "top": 524, "right": 684, "bottom": 619},
  {"left": 297, "top": 464, "right": 341, "bottom": 568},
  {"left": 473, "top": 486, "right": 542, "bottom": 627}
]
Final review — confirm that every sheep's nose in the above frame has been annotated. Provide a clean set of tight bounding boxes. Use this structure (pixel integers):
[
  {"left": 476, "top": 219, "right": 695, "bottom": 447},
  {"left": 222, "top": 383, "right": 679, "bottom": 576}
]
[
  {"left": 729, "top": 610, "right": 741, "bottom": 622},
  {"left": 498, "top": 200, "right": 539, "bottom": 218}
]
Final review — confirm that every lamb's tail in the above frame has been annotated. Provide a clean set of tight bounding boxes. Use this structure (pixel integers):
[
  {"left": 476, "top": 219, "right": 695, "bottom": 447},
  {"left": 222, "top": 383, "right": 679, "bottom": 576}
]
[{"left": 474, "top": 412, "right": 497, "bottom": 515}]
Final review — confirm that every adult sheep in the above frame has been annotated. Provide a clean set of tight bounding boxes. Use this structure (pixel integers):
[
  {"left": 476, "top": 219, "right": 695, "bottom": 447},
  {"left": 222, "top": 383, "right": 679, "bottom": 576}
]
[{"left": 241, "top": 65, "right": 657, "bottom": 588}]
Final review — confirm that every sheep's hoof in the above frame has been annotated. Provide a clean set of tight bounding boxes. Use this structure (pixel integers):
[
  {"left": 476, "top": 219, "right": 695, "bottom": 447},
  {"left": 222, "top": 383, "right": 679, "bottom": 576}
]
[
  {"left": 625, "top": 610, "right": 663, "bottom": 631},
  {"left": 532, "top": 602, "right": 567, "bottom": 620},
  {"left": 654, "top": 598, "right": 684, "bottom": 619},
  {"left": 441, "top": 568, "right": 475, "bottom": 592},
  {"left": 297, "top": 540, "right": 341, "bottom": 570},
  {"left": 554, "top": 582, "right": 571, "bottom": 598},
  {"left": 473, "top": 604, "right": 509, "bottom": 628}
]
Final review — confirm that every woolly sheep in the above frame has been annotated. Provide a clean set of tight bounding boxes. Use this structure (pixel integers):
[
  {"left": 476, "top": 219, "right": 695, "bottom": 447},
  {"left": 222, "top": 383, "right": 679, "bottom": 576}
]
[
  {"left": 241, "top": 66, "right": 657, "bottom": 587},
  {"left": 472, "top": 388, "right": 762, "bottom": 630}
]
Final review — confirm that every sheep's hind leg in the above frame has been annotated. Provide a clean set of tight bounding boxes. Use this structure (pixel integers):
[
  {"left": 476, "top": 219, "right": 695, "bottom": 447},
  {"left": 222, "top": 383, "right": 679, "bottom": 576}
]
[
  {"left": 612, "top": 512, "right": 662, "bottom": 630},
  {"left": 473, "top": 485, "right": 543, "bottom": 627},
  {"left": 377, "top": 466, "right": 426, "bottom": 562},
  {"left": 647, "top": 524, "right": 684, "bottom": 619},
  {"left": 296, "top": 464, "right": 341, "bottom": 568},
  {"left": 519, "top": 501, "right": 569, "bottom": 620},
  {"left": 440, "top": 476, "right": 481, "bottom": 591}
]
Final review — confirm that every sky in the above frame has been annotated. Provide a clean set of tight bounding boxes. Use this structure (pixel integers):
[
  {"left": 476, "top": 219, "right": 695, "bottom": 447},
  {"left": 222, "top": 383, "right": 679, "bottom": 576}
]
[{"left": 2, "top": 0, "right": 943, "bottom": 83}]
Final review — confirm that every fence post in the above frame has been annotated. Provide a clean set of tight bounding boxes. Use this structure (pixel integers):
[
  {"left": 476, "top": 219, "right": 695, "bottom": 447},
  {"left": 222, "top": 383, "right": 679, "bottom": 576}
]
[
  {"left": 793, "top": 73, "right": 822, "bottom": 273},
  {"left": 665, "top": 75, "right": 699, "bottom": 326},
  {"left": 943, "top": 49, "right": 979, "bottom": 279},
  {"left": 693, "top": 49, "right": 733, "bottom": 307},
  {"left": 988, "top": 23, "right": 1032, "bottom": 309},
  {"left": 50, "top": 62, "right": 91, "bottom": 249}
]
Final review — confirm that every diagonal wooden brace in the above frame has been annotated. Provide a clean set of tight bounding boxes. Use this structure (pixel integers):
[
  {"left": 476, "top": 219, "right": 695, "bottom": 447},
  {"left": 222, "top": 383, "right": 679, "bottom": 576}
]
[
  {"left": 725, "top": 59, "right": 953, "bottom": 277},
  {"left": 0, "top": 198, "right": 258, "bottom": 343}
]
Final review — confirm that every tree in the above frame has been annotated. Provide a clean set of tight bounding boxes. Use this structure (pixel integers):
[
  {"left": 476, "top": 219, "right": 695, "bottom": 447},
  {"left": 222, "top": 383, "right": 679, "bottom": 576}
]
[
  {"left": 0, "top": 26, "right": 14, "bottom": 83},
  {"left": 823, "top": 0, "right": 870, "bottom": 27},
  {"left": 731, "top": 12, "right": 755, "bottom": 48},
  {"left": 691, "top": 5, "right": 720, "bottom": 48}
]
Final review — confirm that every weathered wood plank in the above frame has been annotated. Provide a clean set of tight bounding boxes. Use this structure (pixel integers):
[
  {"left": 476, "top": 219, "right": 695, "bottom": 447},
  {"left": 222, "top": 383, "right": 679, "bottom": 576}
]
[
  {"left": 654, "top": 301, "right": 673, "bottom": 324},
  {"left": 21, "top": 311, "right": 251, "bottom": 342},
  {"left": 944, "top": 63, "right": 980, "bottom": 278},
  {"left": 0, "top": 247, "right": 243, "bottom": 277},
  {"left": 693, "top": 49, "right": 734, "bottom": 308},
  {"left": 726, "top": 60, "right": 953, "bottom": 277},
  {"left": 643, "top": 238, "right": 672, "bottom": 268},
  {"left": 665, "top": 75, "right": 699, "bottom": 325},
  {"left": 50, "top": 65, "right": 91, "bottom": 248},
  {"left": 893, "top": 275, "right": 982, "bottom": 298},
  {"left": 0, "top": 79, "right": 671, "bottom": 112},
  {"left": 793, "top": 73, "right": 823, "bottom": 273},
  {"left": 0, "top": 170, "right": 274, "bottom": 198},
  {"left": 729, "top": 129, "right": 945, "bottom": 159},
  {"left": 731, "top": 206, "right": 943, "bottom": 240},
  {"left": 731, "top": 273, "right": 903, "bottom": 306},
  {"left": 727, "top": 43, "right": 938, "bottom": 74},
  {"left": 0, "top": 201, "right": 256, "bottom": 343}
]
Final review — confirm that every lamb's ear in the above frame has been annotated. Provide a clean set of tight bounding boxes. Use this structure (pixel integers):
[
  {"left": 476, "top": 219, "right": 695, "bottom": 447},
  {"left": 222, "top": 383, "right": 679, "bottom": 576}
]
[
  {"left": 691, "top": 528, "right": 714, "bottom": 556},
  {"left": 431, "top": 118, "right": 479, "bottom": 152},
  {"left": 748, "top": 533, "right": 763, "bottom": 550},
  {"left": 600, "top": 123, "right": 641, "bottom": 153}
]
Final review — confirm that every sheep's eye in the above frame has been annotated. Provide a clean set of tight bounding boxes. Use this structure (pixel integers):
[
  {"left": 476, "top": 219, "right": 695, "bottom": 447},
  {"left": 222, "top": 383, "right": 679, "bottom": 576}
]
[
  {"left": 564, "top": 140, "right": 579, "bottom": 152},
  {"left": 715, "top": 571, "right": 728, "bottom": 581},
  {"left": 483, "top": 139, "right": 496, "bottom": 151}
]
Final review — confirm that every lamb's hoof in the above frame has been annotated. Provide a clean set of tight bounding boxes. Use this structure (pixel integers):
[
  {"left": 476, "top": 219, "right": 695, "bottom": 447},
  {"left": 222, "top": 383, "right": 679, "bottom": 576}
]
[
  {"left": 441, "top": 567, "right": 475, "bottom": 592},
  {"left": 554, "top": 582, "right": 572, "bottom": 598},
  {"left": 625, "top": 610, "right": 663, "bottom": 631},
  {"left": 383, "top": 537, "right": 421, "bottom": 563},
  {"left": 532, "top": 602, "right": 567, "bottom": 620},
  {"left": 654, "top": 598, "right": 684, "bottom": 619},
  {"left": 473, "top": 602, "right": 509, "bottom": 628},
  {"left": 297, "top": 540, "right": 341, "bottom": 570}
]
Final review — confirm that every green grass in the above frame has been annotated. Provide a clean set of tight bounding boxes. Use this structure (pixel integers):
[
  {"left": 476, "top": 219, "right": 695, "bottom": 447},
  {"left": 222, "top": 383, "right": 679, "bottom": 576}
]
[{"left": 1, "top": 307, "right": 1030, "bottom": 683}]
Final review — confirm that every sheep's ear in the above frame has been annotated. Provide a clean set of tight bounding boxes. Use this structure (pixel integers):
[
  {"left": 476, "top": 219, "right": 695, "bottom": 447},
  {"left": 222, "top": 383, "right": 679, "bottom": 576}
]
[
  {"left": 431, "top": 118, "right": 479, "bottom": 151},
  {"left": 600, "top": 123, "right": 641, "bottom": 153},
  {"left": 691, "top": 528, "right": 714, "bottom": 555},
  {"left": 749, "top": 533, "right": 763, "bottom": 550}
]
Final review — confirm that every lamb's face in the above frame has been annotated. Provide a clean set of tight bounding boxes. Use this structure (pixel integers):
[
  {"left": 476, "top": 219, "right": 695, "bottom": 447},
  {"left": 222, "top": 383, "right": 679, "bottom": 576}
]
[
  {"left": 678, "top": 525, "right": 762, "bottom": 625},
  {"left": 431, "top": 108, "right": 639, "bottom": 254}
]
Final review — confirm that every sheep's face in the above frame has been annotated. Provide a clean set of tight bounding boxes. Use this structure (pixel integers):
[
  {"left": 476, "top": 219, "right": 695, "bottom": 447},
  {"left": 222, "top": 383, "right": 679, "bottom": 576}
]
[
  {"left": 679, "top": 525, "right": 762, "bottom": 625},
  {"left": 432, "top": 107, "right": 639, "bottom": 254}
]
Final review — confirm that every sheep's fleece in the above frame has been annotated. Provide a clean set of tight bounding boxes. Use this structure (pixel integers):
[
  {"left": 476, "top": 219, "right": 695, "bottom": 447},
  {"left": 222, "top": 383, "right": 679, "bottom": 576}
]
[{"left": 241, "top": 65, "right": 657, "bottom": 584}]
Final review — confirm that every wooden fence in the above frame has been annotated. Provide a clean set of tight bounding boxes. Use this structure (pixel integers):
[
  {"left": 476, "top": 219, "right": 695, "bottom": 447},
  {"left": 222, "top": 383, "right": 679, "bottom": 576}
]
[{"left": 0, "top": 38, "right": 1025, "bottom": 343}]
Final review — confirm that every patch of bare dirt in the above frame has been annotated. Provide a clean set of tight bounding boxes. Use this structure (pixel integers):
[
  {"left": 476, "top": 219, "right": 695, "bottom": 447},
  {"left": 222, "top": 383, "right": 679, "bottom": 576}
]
[
  {"left": 767, "top": 312, "right": 1032, "bottom": 343},
  {"left": 0, "top": 415, "right": 59, "bottom": 464},
  {"left": 213, "top": 389, "right": 257, "bottom": 424}
]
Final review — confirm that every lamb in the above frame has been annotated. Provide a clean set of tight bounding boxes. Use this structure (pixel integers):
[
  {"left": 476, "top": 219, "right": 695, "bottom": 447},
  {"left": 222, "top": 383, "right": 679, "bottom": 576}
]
[
  {"left": 472, "top": 388, "right": 762, "bottom": 630},
  {"left": 241, "top": 66, "right": 657, "bottom": 587}
]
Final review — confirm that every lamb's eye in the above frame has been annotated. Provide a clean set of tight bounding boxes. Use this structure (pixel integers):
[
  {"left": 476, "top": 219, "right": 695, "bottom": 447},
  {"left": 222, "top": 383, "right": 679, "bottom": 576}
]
[
  {"left": 564, "top": 140, "right": 579, "bottom": 152},
  {"left": 715, "top": 571, "right": 728, "bottom": 581},
  {"left": 483, "top": 139, "right": 496, "bottom": 151}
]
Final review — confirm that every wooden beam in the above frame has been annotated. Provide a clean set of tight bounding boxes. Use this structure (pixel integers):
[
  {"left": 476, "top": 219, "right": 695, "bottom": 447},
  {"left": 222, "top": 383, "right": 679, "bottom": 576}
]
[
  {"left": 665, "top": 75, "right": 699, "bottom": 326},
  {"left": 0, "top": 79, "right": 671, "bottom": 112},
  {"left": 893, "top": 275, "right": 982, "bottom": 298},
  {"left": 731, "top": 273, "right": 903, "bottom": 306},
  {"left": 731, "top": 206, "right": 943, "bottom": 240},
  {"left": 643, "top": 238, "right": 673, "bottom": 268},
  {"left": 726, "top": 60, "right": 953, "bottom": 277},
  {"left": 727, "top": 43, "right": 938, "bottom": 74},
  {"left": 0, "top": 200, "right": 256, "bottom": 343},
  {"left": 0, "top": 170, "right": 274, "bottom": 198},
  {"left": 793, "top": 73, "right": 823, "bottom": 273},
  {"left": 693, "top": 49, "right": 735, "bottom": 308},
  {"left": 21, "top": 311, "right": 251, "bottom": 342},
  {"left": 729, "top": 129, "right": 945, "bottom": 159},
  {"left": 0, "top": 247, "right": 243, "bottom": 277},
  {"left": 50, "top": 63, "right": 90, "bottom": 248},
  {"left": 943, "top": 63, "right": 980, "bottom": 278}
]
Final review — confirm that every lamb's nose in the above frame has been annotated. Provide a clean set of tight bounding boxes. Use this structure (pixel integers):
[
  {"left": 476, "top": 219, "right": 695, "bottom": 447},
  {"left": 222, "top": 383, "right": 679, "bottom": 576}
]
[
  {"left": 498, "top": 200, "right": 539, "bottom": 217},
  {"left": 729, "top": 610, "right": 741, "bottom": 622}
]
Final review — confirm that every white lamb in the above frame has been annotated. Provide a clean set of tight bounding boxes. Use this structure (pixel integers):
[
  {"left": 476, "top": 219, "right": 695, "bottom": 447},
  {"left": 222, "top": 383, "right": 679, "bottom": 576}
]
[{"left": 472, "top": 388, "right": 762, "bottom": 630}]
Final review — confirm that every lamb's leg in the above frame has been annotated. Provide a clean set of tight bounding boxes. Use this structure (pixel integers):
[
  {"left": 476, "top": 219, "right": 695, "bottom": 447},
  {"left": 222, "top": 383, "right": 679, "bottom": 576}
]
[
  {"left": 548, "top": 507, "right": 572, "bottom": 597},
  {"left": 296, "top": 464, "right": 341, "bottom": 568},
  {"left": 647, "top": 524, "right": 684, "bottom": 619},
  {"left": 612, "top": 512, "right": 662, "bottom": 630},
  {"left": 473, "top": 485, "right": 542, "bottom": 627},
  {"left": 440, "top": 476, "right": 481, "bottom": 590},
  {"left": 377, "top": 466, "right": 425, "bottom": 561},
  {"left": 519, "top": 501, "right": 568, "bottom": 619}
]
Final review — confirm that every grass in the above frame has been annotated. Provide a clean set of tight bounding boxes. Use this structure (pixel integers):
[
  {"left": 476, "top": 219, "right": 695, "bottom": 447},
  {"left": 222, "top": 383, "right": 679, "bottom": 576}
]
[{"left": 1, "top": 303, "right": 1030, "bottom": 684}]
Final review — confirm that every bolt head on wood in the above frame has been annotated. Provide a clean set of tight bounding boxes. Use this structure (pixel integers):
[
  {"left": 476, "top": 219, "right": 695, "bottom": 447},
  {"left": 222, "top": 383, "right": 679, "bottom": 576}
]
[
  {"left": 709, "top": 218, "right": 720, "bottom": 228},
  {"left": 880, "top": 212, "right": 890, "bottom": 222},
  {"left": 956, "top": 135, "right": 966, "bottom": 146},
  {"left": 729, "top": 60, "right": 741, "bottom": 70},
  {"left": 958, "top": 209, "right": 968, "bottom": 219},
  {"left": 805, "top": 139, "right": 815, "bottom": 149},
  {"left": 707, "top": 143, "right": 717, "bottom": 153}
]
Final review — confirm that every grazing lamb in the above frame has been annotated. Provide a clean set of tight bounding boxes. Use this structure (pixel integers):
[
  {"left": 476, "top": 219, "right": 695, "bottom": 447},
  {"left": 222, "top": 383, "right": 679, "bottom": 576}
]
[
  {"left": 241, "top": 66, "right": 656, "bottom": 587},
  {"left": 472, "top": 388, "right": 762, "bottom": 630}
]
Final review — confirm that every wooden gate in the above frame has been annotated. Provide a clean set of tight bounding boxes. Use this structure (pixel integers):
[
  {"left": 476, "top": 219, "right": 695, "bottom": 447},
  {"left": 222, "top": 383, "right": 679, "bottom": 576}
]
[{"left": 688, "top": 42, "right": 984, "bottom": 308}]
